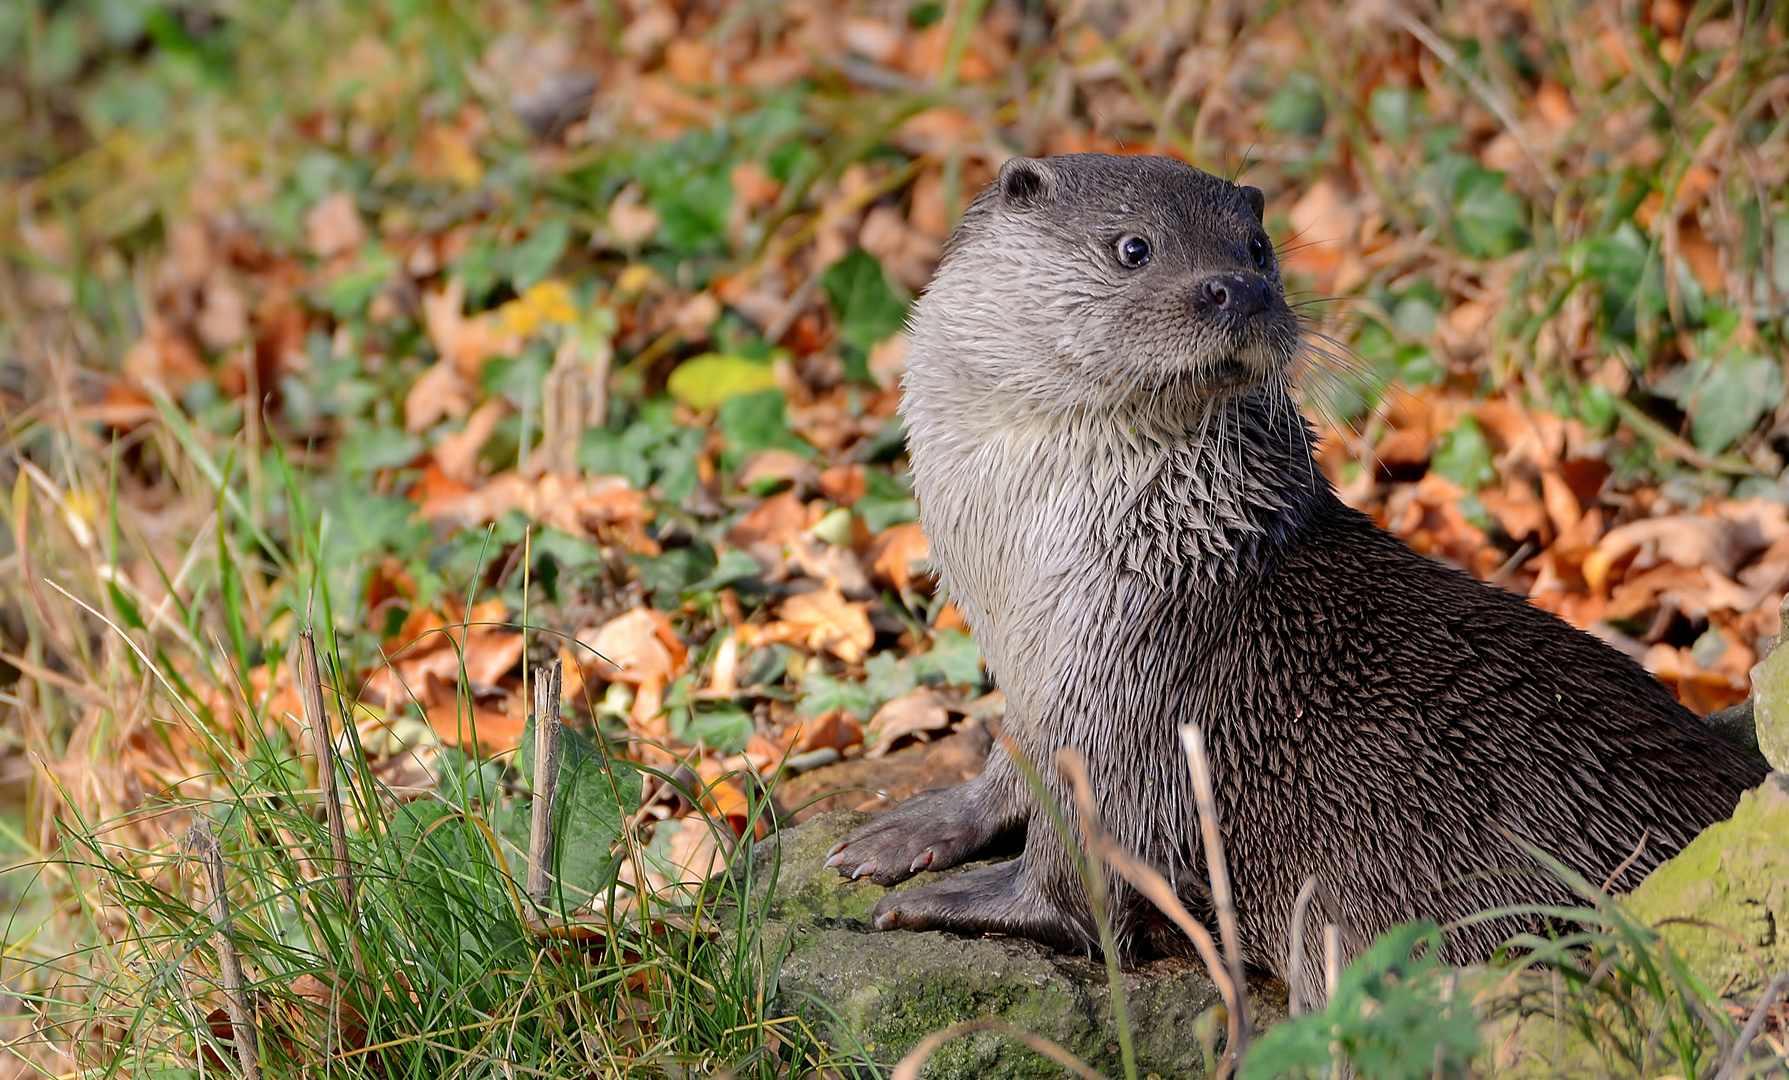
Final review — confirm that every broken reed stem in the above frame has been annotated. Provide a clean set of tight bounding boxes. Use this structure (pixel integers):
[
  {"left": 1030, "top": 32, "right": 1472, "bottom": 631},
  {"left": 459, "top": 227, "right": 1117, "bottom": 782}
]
[
  {"left": 1057, "top": 749, "right": 1241, "bottom": 1014},
  {"left": 527, "top": 659, "right": 564, "bottom": 903},
  {"left": 298, "top": 629, "right": 365, "bottom": 980},
  {"left": 1286, "top": 875, "right": 1319, "bottom": 1018},
  {"left": 187, "top": 821, "right": 262, "bottom": 1080},
  {"left": 1052, "top": 750, "right": 1138, "bottom": 1080},
  {"left": 1179, "top": 723, "right": 1250, "bottom": 1068},
  {"left": 1323, "top": 923, "right": 1342, "bottom": 1000}
]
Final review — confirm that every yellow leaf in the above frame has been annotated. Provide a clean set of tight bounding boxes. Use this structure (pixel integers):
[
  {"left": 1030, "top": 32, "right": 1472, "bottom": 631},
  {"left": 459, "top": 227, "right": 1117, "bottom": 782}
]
[{"left": 667, "top": 353, "right": 779, "bottom": 411}]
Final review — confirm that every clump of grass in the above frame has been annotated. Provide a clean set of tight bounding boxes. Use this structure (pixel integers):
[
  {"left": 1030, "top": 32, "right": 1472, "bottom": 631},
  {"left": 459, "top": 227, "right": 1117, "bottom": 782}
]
[
  {"left": 0, "top": 461, "right": 850, "bottom": 1079},
  {"left": 1469, "top": 849, "right": 1785, "bottom": 1079}
]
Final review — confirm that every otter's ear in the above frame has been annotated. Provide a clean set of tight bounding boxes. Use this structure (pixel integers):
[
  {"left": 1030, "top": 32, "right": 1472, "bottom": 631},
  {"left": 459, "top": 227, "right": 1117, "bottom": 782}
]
[
  {"left": 998, "top": 158, "right": 1057, "bottom": 205},
  {"left": 1240, "top": 185, "right": 1266, "bottom": 224}
]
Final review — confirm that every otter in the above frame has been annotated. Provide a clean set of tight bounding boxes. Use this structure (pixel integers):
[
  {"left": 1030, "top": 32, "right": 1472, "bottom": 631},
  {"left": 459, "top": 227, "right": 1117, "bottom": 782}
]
[{"left": 824, "top": 153, "right": 1770, "bottom": 1005}]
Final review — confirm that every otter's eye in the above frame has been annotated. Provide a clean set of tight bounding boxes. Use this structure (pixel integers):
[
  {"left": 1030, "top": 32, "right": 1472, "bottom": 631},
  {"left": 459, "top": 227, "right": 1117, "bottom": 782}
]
[
  {"left": 1116, "top": 235, "right": 1152, "bottom": 268},
  {"left": 1248, "top": 234, "right": 1271, "bottom": 270}
]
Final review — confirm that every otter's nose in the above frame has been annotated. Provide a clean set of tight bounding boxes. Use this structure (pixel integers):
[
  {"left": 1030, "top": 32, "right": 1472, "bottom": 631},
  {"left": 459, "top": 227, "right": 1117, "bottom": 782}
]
[{"left": 1195, "top": 273, "right": 1271, "bottom": 317}]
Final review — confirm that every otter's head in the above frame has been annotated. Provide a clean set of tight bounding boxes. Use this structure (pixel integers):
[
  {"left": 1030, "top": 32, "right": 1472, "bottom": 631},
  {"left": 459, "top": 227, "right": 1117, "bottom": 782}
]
[{"left": 904, "top": 154, "right": 1299, "bottom": 421}]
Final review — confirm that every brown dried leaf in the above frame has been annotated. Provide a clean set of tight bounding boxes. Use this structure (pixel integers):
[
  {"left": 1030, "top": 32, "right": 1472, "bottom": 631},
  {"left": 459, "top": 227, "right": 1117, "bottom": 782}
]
[
  {"left": 419, "top": 471, "right": 657, "bottom": 553},
  {"left": 432, "top": 398, "right": 510, "bottom": 484},
  {"left": 405, "top": 360, "right": 476, "bottom": 433},
  {"left": 305, "top": 193, "right": 365, "bottom": 258},
  {"left": 765, "top": 586, "right": 874, "bottom": 663},
  {"left": 423, "top": 694, "right": 527, "bottom": 753},
  {"left": 727, "top": 490, "right": 807, "bottom": 574},
  {"left": 864, "top": 690, "right": 951, "bottom": 758},
  {"left": 423, "top": 280, "right": 522, "bottom": 379},
  {"left": 582, "top": 608, "right": 685, "bottom": 687},
  {"left": 1586, "top": 516, "right": 1742, "bottom": 590}
]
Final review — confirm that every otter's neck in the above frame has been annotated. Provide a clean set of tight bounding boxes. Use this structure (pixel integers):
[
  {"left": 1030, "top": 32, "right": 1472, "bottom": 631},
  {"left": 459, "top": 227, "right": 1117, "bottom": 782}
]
[
  {"left": 902, "top": 384, "right": 1327, "bottom": 686},
  {"left": 1103, "top": 389, "right": 1326, "bottom": 589}
]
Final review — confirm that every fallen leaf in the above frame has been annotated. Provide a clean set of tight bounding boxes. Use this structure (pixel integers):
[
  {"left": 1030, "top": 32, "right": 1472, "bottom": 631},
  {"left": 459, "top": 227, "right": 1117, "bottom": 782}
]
[
  {"left": 763, "top": 585, "right": 874, "bottom": 662},
  {"left": 1586, "top": 516, "right": 1742, "bottom": 591},
  {"left": 789, "top": 532, "right": 873, "bottom": 598},
  {"left": 1283, "top": 179, "right": 1357, "bottom": 282},
  {"left": 405, "top": 360, "right": 476, "bottom": 433},
  {"left": 607, "top": 187, "right": 661, "bottom": 248},
  {"left": 869, "top": 522, "right": 931, "bottom": 593},
  {"left": 423, "top": 280, "right": 522, "bottom": 378},
  {"left": 423, "top": 695, "right": 527, "bottom": 753},
  {"left": 433, "top": 398, "right": 510, "bottom": 484},
  {"left": 415, "top": 124, "right": 484, "bottom": 188},
  {"left": 662, "top": 816, "right": 729, "bottom": 887},
  {"left": 305, "top": 192, "right": 365, "bottom": 258},
  {"left": 816, "top": 464, "right": 867, "bottom": 505},
  {"left": 1480, "top": 480, "right": 1550, "bottom": 543},
  {"left": 736, "top": 449, "right": 817, "bottom": 492},
  {"left": 123, "top": 315, "right": 208, "bottom": 396},
  {"left": 793, "top": 709, "right": 864, "bottom": 754},
  {"left": 727, "top": 490, "right": 807, "bottom": 574},
  {"left": 420, "top": 471, "right": 657, "bottom": 553},
  {"left": 864, "top": 689, "right": 950, "bottom": 758},
  {"left": 582, "top": 608, "right": 686, "bottom": 687}
]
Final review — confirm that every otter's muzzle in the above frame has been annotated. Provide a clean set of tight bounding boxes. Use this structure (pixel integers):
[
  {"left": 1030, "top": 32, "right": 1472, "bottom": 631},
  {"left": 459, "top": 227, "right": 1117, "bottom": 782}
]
[{"left": 1194, "top": 273, "right": 1273, "bottom": 318}]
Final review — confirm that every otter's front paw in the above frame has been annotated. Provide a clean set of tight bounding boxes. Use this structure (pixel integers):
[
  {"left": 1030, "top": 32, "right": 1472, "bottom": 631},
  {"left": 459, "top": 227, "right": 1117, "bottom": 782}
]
[
  {"left": 869, "top": 860, "right": 1089, "bottom": 951},
  {"left": 826, "top": 784, "right": 1009, "bottom": 887}
]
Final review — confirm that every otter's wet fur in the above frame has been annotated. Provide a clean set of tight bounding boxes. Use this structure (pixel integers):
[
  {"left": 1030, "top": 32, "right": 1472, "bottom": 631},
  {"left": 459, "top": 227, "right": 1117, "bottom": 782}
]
[{"left": 825, "top": 153, "right": 1769, "bottom": 1005}]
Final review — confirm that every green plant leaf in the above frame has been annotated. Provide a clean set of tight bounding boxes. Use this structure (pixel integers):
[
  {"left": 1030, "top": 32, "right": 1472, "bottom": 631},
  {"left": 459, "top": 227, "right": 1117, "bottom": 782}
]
[
  {"left": 1452, "top": 167, "right": 1526, "bottom": 257},
  {"left": 683, "top": 705, "right": 754, "bottom": 754},
  {"left": 1431, "top": 415, "right": 1497, "bottom": 492},
  {"left": 798, "top": 665, "right": 881, "bottom": 720},
  {"left": 508, "top": 220, "right": 569, "bottom": 290},
  {"left": 1266, "top": 73, "right": 1327, "bottom": 137},
  {"left": 909, "top": 629, "right": 984, "bottom": 690},
  {"left": 1242, "top": 921, "right": 1478, "bottom": 1080},
  {"left": 822, "top": 249, "right": 909, "bottom": 378},
  {"left": 516, "top": 716, "right": 641, "bottom": 912},
  {"left": 1687, "top": 349, "right": 1782, "bottom": 455}
]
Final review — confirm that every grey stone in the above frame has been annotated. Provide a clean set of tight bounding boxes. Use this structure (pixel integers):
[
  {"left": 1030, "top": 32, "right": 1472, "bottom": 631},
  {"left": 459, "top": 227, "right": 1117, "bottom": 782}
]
[{"left": 732, "top": 810, "right": 1283, "bottom": 1079}]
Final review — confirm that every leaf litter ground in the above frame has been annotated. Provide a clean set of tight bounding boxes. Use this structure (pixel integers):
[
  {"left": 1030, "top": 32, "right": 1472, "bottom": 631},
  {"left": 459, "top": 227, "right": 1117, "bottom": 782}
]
[{"left": 3, "top": 0, "right": 1789, "bottom": 1073}]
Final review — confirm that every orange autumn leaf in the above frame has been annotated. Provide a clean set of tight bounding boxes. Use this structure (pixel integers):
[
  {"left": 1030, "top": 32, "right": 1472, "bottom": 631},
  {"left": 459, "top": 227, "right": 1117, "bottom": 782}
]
[
  {"left": 581, "top": 608, "right": 687, "bottom": 687},
  {"left": 761, "top": 586, "right": 874, "bottom": 662},
  {"left": 423, "top": 695, "right": 527, "bottom": 753},
  {"left": 423, "top": 279, "right": 522, "bottom": 379},
  {"left": 869, "top": 522, "right": 931, "bottom": 593}
]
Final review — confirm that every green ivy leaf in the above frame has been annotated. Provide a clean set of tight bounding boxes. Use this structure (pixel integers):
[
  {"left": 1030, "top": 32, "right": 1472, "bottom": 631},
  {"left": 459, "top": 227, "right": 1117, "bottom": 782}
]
[
  {"left": 1265, "top": 73, "right": 1327, "bottom": 137},
  {"left": 1687, "top": 349, "right": 1783, "bottom": 455},
  {"left": 1452, "top": 167, "right": 1526, "bottom": 257},
  {"left": 823, "top": 249, "right": 909, "bottom": 379},
  {"left": 508, "top": 220, "right": 570, "bottom": 290},
  {"left": 1431, "top": 415, "right": 1496, "bottom": 491},
  {"left": 909, "top": 629, "right": 984, "bottom": 690},
  {"left": 1367, "top": 84, "right": 1414, "bottom": 142},
  {"left": 682, "top": 705, "right": 754, "bottom": 754},
  {"left": 798, "top": 665, "right": 881, "bottom": 720},
  {"left": 516, "top": 716, "right": 642, "bottom": 913},
  {"left": 718, "top": 389, "right": 810, "bottom": 470}
]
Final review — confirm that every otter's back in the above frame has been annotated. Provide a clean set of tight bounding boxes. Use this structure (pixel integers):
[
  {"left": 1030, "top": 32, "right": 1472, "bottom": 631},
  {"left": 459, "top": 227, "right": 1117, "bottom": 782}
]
[{"left": 1203, "top": 495, "right": 1768, "bottom": 961}]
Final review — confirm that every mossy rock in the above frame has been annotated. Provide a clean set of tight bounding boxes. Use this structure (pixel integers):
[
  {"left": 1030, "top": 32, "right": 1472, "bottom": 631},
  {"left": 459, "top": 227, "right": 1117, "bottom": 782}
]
[
  {"left": 1624, "top": 772, "right": 1789, "bottom": 996},
  {"left": 732, "top": 811, "right": 1283, "bottom": 1079}
]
